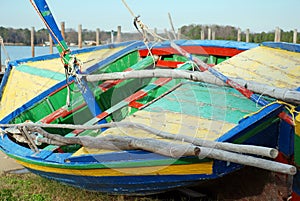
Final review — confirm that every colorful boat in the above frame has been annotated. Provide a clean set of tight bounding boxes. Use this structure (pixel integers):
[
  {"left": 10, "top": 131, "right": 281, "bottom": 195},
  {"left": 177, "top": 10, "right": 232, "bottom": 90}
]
[{"left": 0, "top": 0, "right": 300, "bottom": 198}]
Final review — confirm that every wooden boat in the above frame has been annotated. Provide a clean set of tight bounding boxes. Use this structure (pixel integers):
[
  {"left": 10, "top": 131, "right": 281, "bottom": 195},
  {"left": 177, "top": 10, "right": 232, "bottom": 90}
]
[{"left": 0, "top": 0, "right": 300, "bottom": 198}]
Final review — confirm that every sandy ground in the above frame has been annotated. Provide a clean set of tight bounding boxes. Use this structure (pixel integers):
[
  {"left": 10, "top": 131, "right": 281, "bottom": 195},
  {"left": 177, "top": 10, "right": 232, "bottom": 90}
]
[{"left": 0, "top": 151, "right": 24, "bottom": 173}]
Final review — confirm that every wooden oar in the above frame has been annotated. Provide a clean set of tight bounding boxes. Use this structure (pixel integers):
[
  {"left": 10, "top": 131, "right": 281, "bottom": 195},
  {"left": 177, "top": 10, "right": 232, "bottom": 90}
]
[
  {"left": 169, "top": 41, "right": 294, "bottom": 125},
  {"left": 30, "top": 0, "right": 107, "bottom": 126}
]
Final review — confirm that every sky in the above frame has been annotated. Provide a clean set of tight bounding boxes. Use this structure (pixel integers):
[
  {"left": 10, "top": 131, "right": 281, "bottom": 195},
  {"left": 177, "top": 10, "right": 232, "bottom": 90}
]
[{"left": 0, "top": 0, "right": 300, "bottom": 33}]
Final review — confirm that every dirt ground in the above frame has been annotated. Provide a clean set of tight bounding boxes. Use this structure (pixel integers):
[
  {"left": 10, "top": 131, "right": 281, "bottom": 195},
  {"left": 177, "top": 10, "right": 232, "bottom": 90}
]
[{"left": 0, "top": 151, "right": 24, "bottom": 174}]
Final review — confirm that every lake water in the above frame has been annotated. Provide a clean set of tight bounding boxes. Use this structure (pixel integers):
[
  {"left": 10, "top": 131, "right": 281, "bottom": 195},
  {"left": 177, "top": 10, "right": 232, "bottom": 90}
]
[{"left": 0, "top": 46, "right": 59, "bottom": 65}]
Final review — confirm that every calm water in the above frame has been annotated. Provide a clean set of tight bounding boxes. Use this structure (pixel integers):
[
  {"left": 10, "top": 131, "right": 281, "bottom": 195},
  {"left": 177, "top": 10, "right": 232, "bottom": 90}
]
[{"left": 0, "top": 46, "right": 59, "bottom": 65}]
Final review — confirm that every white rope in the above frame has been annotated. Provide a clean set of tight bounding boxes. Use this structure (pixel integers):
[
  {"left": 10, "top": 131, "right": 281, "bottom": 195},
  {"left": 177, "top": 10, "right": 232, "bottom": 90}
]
[
  {"left": 0, "top": 36, "right": 11, "bottom": 64},
  {"left": 168, "top": 13, "right": 177, "bottom": 40}
]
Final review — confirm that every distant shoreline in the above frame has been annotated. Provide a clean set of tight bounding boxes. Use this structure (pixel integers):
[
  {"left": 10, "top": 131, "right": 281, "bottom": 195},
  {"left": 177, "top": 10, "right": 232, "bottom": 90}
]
[{"left": 4, "top": 43, "right": 44, "bottom": 46}]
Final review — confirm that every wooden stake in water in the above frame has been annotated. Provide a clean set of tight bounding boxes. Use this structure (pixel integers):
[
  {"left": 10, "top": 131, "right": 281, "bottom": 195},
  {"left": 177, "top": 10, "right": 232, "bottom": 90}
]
[
  {"left": 49, "top": 33, "right": 53, "bottom": 54},
  {"left": 78, "top": 24, "right": 82, "bottom": 48},
  {"left": 246, "top": 29, "right": 250, "bottom": 42},
  {"left": 96, "top": 28, "right": 100, "bottom": 46},
  {"left": 61, "top": 21, "right": 65, "bottom": 40},
  {"left": 31, "top": 27, "right": 35, "bottom": 57},
  {"left": 294, "top": 29, "right": 298, "bottom": 44}
]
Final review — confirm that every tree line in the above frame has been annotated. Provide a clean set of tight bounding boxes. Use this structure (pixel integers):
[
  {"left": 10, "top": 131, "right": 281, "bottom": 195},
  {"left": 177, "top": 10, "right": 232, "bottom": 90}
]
[
  {"left": 0, "top": 25, "right": 299, "bottom": 45},
  {"left": 180, "top": 24, "right": 299, "bottom": 43}
]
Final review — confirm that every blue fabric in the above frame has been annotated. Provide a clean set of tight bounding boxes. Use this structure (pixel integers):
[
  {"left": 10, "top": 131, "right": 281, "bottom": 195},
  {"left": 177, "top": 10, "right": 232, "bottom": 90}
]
[{"left": 262, "top": 42, "right": 300, "bottom": 53}]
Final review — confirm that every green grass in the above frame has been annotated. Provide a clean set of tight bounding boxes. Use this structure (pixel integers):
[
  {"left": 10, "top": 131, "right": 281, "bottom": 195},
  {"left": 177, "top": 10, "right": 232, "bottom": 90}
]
[
  {"left": 0, "top": 173, "right": 156, "bottom": 201},
  {"left": 0, "top": 173, "right": 210, "bottom": 201}
]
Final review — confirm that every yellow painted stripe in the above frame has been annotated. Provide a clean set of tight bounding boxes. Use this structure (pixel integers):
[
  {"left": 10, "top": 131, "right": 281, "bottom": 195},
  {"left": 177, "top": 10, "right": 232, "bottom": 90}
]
[
  {"left": 26, "top": 48, "right": 123, "bottom": 72},
  {"left": 17, "top": 160, "right": 213, "bottom": 176},
  {"left": 215, "top": 46, "right": 300, "bottom": 89},
  {"left": 295, "top": 114, "right": 300, "bottom": 137},
  {"left": 73, "top": 110, "right": 235, "bottom": 157},
  {"left": 0, "top": 68, "right": 60, "bottom": 119}
]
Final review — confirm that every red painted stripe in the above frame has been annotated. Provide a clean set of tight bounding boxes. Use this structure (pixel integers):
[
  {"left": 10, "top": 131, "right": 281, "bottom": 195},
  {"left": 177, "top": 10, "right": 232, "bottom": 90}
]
[
  {"left": 99, "top": 80, "right": 123, "bottom": 92},
  {"left": 129, "top": 101, "right": 144, "bottom": 109},
  {"left": 275, "top": 152, "right": 290, "bottom": 164},
  {"left": 291, "top": 192, "right": 300, "bottom": 201},
  {"left": 227, "top": 79, "right": 253, "bottom": 98},
  {"left": 96, "top": 111, "right": 110, "bottom": 120},
  {"left": 124, "top": 90, "right": 147, "bottom": 103},
  {"left": 40, "top": 108, "right": 69, "bottom": 123},
  {"left": 278, "top": 112, "right": 294, "bottom": 126},
  {"left": 48, "top": 81, "right": 75, "bottom": 96},
  {"left": 139, "top": 46, "right": 243, "bottom": 57},
  {"left": 156, "top": 60, "right": 184, "bottom": 68},
  {"left": 72, "top": 129, "right": 84, "bottom": 135},
  {"left": 98, "top": 68, "right": 133, "bottom": 91},
  {"left": 153, "top": 78, "right": 172, "bottom": 86},
  {"left": 40, "top": 103, "right": 86, "bottom": 123}
]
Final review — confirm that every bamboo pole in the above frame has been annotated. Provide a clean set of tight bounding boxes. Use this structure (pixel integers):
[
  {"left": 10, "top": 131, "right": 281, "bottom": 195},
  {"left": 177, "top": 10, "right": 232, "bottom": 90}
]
[
  {"left": 61, "top": 21, "right": 65, "bottom": 40},
  {"left": 78, "top": 24, "right": 82, "bottom": 48},
  {"left": 168, "top": 12, "right": 177, "bottom": 40},
  {"left": 96, "top": 28, "right": 100, "bottom": 46},
  {"left": 26, "top": 127, "right": 296, "bottom": 175},
  {"left": 2, "top": 121, "right": 279, "bottom": 158},
  {"left": 83, "top": 69, "right": 300, "bottom": 105},
  {"left": 49, "top": 33, "right": 53, "bottom": 54},
  {"left": 31, "top": 27, "right": 35, "bottom": 57}
]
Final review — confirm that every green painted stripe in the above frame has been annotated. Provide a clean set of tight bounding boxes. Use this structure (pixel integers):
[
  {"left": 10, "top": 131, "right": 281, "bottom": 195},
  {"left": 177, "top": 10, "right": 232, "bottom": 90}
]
[
  {"left": 233, "top": 117, "right": 279, "bottom": 144},
  {"left": 8, "top": 153, "right": 210, "bottom": 169},
  {"left": 295, "top": 134, "right": 300, "bottom": 165},
  {"left": 145, "top": 82, "right": 259, "bottom": 124},
  {"left": 41, "top": 11, "right": 51, "bottom": 17},
  {"left": 16, "top": 65, "right": 66, "bottom": 81}
]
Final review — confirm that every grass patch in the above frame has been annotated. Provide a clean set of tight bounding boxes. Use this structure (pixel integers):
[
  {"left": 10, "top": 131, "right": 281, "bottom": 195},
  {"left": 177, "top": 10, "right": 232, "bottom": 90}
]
[
  {"left": 0, "top": 173, "right": 211, "bottom": 201},
  {"left": 0, "top": 173, "right": 153, "bottom": 201}
]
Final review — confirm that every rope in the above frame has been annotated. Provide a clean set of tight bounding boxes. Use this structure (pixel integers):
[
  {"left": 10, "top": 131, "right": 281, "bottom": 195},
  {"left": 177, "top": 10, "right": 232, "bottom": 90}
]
[
  {"left": 0, "top": 36, "right": 10, "bottom": 64},
  {"left": 243, "top": 100, "right": 299, "bottom": 125}
]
